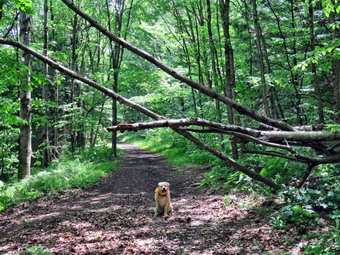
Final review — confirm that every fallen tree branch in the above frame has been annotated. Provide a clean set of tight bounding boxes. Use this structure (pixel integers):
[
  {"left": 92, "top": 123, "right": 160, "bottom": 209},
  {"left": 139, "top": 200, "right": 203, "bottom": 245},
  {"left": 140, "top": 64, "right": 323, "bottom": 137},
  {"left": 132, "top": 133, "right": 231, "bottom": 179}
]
[
  {"left": 107, "top": 118, "right": 340, "bottom": 165},
  {"left": 108, "top": 119, "right": 295, "bottom": 152},
  {"left": 107, "top": 118, "right": 259, "bottom": 137},
  {"left": 107, "top": 118, "right": 340, "bottom": 142},
  {"left": 0, "top": 38, "right": 282, "bottom": 190},
  {"left": 174, "top": 128, "right": 282, "bottom": 190},
  {"left": 0, "top": 38, "right": 163, "bottom": 121},
  {"left": 261, "top": 131, "right": 340, "bottom": 142}
]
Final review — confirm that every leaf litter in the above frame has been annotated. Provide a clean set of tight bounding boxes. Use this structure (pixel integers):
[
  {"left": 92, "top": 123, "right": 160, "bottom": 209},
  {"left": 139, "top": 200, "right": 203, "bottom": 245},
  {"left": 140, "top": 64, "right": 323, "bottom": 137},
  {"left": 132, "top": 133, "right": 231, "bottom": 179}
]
[{"left": 0, "top": 142, "right": 322, "bottom": 254}]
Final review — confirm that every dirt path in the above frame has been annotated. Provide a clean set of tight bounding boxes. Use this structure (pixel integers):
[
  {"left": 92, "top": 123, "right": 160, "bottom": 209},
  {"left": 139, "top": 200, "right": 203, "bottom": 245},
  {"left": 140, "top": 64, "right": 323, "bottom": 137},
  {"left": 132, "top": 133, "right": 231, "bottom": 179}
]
[{"left": 0, "top": 142, "right": 304, "bottom": 254}]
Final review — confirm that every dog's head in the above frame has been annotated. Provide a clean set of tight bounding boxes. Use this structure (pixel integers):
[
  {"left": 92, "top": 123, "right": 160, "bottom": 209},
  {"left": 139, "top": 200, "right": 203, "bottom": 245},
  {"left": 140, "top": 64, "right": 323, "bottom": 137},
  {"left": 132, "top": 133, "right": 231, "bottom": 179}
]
[{"left": 158, "top": 182, "right": 170, "bottom": 193}]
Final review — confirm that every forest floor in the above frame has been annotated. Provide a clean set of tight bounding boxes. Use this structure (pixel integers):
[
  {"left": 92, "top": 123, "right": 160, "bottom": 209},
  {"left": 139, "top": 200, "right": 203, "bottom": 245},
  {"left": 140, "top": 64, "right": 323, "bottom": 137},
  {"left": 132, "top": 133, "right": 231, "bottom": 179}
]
[{"left": 0, "top": 142, "right": 313, "bottom": 254}]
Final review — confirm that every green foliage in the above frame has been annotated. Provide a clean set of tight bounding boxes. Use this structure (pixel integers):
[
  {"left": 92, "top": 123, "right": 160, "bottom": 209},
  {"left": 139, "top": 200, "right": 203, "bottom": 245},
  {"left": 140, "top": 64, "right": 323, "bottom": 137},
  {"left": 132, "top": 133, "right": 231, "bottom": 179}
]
[
  {"left": 304, "top": 219, "right": 340, "bottom": 255},
  {"left": 121, "top": 129, "right": 213, "bottom": 166},
  {"left": 23, "top": 246, "right": 53, "bottom": 255},
  {"left": 14, "top": 0, "right": 33, "bottom": 13},
  {"left": 0, "top": 144, "right": 120, "bottom": 211},
  {"left": 271, "top": 204, "right": 319, "bottom": 231},
  {"left": 271, "top": 165, "right": 339, "bottom": 234},
  {"left": 257, "top": 156, "right": 304, "bottom": 184},
  {"left": 201, "top": 164, "right": 248, "bottom": 190}
]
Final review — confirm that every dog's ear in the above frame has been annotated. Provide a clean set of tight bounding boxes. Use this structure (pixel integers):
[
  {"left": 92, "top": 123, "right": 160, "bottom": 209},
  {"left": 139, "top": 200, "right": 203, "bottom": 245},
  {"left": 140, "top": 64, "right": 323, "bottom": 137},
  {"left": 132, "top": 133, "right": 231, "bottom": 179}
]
[{"left": 166, "top": 182, "right": 170, "bottom": 188}]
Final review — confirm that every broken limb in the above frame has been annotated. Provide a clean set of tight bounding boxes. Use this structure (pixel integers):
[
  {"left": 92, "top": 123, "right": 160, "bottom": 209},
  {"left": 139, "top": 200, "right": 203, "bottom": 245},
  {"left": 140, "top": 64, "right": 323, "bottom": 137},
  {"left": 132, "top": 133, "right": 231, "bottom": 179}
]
[
  {"left": 0, "top": 38, "right": 282, "bottom": 190},
  {"left": 107, "top": 118, "right": 340, "bottom": 157}
]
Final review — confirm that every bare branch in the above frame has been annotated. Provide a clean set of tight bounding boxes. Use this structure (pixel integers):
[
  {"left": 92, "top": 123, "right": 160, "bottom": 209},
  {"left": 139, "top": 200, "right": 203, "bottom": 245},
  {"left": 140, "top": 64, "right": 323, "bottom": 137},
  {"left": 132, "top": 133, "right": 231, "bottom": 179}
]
[
  {"left": 108, "top": 117, "right": 340, "bottom": 142},
  {"left": 261, "top": 131, "right": 340, "bottom": 142},
  {"left": 108, "top": 118, "right": 340, "bottom": 165},
  {"left": 107, "top": 117, "right": 259, "bottom": 136}
]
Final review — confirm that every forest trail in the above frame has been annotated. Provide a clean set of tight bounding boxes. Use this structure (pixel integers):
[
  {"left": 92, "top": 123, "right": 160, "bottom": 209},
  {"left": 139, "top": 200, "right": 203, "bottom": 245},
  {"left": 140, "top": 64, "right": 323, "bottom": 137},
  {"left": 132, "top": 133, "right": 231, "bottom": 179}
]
[{"left": 1, "top": 142, "right": 304, "bottom": 254}]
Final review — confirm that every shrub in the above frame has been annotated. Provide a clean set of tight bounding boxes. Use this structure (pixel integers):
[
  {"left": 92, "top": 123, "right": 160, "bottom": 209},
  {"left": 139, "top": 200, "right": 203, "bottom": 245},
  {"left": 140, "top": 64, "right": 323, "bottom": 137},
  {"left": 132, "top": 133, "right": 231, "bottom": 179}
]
[{"left": 0, "top": 144, "right": 120, "bottom": 211}]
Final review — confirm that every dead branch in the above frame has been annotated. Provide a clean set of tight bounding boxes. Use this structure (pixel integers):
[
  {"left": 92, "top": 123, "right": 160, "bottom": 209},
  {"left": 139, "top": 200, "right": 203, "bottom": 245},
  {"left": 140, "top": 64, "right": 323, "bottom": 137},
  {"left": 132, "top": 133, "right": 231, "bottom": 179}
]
[
  {"left": 107, "top": 117, "right": 340, "bottom": 142},
  {"left": 107, "top": 118, "right": 340, "bottom": 164},
  {"left": 107, "top": 118, "right": 259, "bottom": 136},
  {"left": 261, "top": 131, "right": 340, "bottom": 142}
]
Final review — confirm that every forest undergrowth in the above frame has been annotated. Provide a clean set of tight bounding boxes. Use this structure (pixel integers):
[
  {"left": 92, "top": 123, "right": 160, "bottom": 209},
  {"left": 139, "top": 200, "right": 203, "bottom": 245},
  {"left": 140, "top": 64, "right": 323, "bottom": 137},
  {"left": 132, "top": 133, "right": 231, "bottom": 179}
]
[{"left": 0, "top": 144, "right": 121, "bottom": 212}]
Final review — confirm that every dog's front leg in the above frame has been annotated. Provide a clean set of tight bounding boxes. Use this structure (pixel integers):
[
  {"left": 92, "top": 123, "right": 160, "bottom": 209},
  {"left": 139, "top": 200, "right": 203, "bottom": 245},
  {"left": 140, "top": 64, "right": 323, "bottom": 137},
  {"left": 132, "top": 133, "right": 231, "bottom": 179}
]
[
  {"left": 154, "top": 203, "right": 159, "bottom": 217},
  {"left": 163, "top": 203, "right": 169, "bottom": 216}
]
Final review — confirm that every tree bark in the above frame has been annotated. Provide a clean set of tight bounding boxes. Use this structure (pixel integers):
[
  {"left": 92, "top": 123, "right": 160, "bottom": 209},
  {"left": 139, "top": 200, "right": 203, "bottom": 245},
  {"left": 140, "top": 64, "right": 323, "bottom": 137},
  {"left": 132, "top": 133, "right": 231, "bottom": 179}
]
[
  {"left": 18, "top": 11, "right": 32, "bottom": 180},
  {"left": 290, "top": 0, "right": 304, "bottom": 125},
  {"left": 106, "top": 0, "right": 133, "bottom": 157},
  {"left": 219, "top": 0, "right": 238, "bottom": 159},
  {"left": 42, "top": 0, "right": 51, "bottom": 166},
  {"left": 106, "top": 118, "right": 340, "bottom": 142},
  {"left": 309, "top": 0, "right": 324, "bottom": 124},
  {"left": 252, "top": 0, "right": 271, "bottom": 117},
  {"left": 330, "top": 11, "right": 340, "bottom": 123},
  {"left": 50, "top": 0, "right": 59, "bottom": 159},
  {"left": 206, "top": 0, "right": 225, "bottom": 150},
  {"left": 70, "top": 13, "right": 79, "bottom": 152}
]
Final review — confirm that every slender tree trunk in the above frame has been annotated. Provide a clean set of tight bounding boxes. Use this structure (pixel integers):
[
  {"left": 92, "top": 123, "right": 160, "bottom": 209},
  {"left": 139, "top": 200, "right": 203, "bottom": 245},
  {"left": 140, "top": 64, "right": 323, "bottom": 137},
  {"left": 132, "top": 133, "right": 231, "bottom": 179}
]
[
  {"left": 42, "top": 0, "right": 51, "bottom": 166},
  {"left": 290, "top": 0, "right": 303, "bottom": 125},
  {"left": 170, "top": 3, "right": 198, "bottom": 115},
  {"left": 330, "top": 11, "right": 340, "bottom": 123},
  {"left": 186, "top": 6, "right": 204, "bottom": 112},
  {"left": 243, "top": 1, "right": 253, "bottom": 76},
  {"left": 70, "top": 14, "right": 78, "bottom": 152},
  {"left": 106, "top": 0, "right": 133, "bottom": 157},
  {"left": 219, "top": 0, "right": 238, "bottom": 159},
  {"left": 50, "top": 0, "right": 59, "bottom": 157},
  {"left": 309, "top": 0, "right": 324, "bottom": 124},
  {"left": 18, "top": 10, "right": 32, "bottom": 180},
  {"left": 252, "top": 0, "right": 270, "bottom": 117},
  {"left": 207, "top": 0, "right": 224, "bottom": 150}
]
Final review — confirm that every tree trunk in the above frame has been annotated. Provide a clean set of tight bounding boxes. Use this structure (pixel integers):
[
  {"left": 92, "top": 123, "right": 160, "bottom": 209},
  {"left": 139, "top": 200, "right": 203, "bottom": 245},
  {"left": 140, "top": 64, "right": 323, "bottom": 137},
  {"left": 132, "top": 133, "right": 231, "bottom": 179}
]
[
  {"left": 290, "top": 0, "right": 304, "bottom": 125},
  {"left": 50, "top": 0, "right": 59, "bottom": 158},
  {"left": 70, "top": 13, "right": 78, "bottom": 152},
  {"left": 219, "top": 0, "right": 238, "bottom": 159},
  {"left": 42, "top": 0, "right": 51, "bottom": 166},
  {"left": 106, "top": 0, "right": 133, "bottom": 157},
  {"left": 252, "top": 0, "right": 270, "bottom": 117},
  {"left": 309, "top": 0, "right": 324, "bottom": 124},
  {"left": 330, "top": 11, "right": 340, "bottom": 123},
  {"left": 207, "top": 0, "right": 224, "bottom": 150},
  {"left": 18, "top": 10, "right": 32, "bottom": 180}
]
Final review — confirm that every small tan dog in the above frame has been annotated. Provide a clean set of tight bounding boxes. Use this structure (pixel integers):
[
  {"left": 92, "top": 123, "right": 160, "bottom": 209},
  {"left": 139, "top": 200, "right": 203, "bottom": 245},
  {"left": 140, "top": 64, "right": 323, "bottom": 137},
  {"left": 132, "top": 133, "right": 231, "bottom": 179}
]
[{"left": 154, "top": 182, "right": 173, "bottom": 217}]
